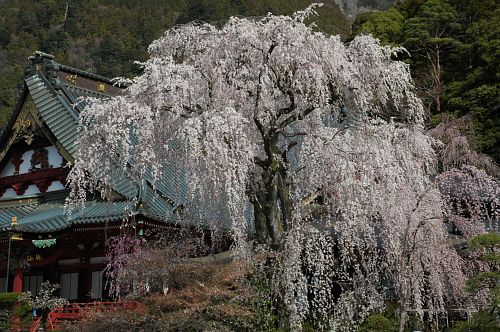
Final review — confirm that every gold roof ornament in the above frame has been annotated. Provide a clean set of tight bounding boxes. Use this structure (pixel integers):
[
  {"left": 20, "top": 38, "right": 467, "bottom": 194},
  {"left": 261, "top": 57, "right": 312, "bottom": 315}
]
[
  {"left": 66, "top": 74, "right": 77, "bottom": 84},
  {"left": 97, "top": 83, "right": 106, "bottom": 92},
  {"left": 11, "top": 233, "right": 23, "bottom": 241}
]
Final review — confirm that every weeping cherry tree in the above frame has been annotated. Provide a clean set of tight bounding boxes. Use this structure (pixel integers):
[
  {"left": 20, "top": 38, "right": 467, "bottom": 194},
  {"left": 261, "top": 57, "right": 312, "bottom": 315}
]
[{"left": 67, "top": 5, "right": 493, "bottom": 331}]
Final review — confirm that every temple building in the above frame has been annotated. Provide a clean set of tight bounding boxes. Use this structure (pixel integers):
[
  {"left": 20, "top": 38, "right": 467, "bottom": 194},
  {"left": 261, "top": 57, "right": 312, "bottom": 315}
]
[{"left": 0, "top": 51, "right": 191, "bottom": 301}]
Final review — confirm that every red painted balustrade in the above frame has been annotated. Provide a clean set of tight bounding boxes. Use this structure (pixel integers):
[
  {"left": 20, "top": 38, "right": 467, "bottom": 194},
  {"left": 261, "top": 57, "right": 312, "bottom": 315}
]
[
  {"left": 28, "top": 317, "right": 41, "bottom": 332},
  {"left": 27, "top": 301, "right": 144, "bottom": 331}
]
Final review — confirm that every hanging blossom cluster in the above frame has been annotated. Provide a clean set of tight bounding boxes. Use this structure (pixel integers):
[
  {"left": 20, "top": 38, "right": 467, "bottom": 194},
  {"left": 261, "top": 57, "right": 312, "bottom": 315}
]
[
  {"left": 104, "top": 235, "right": 146, "bottom": 299},
  {"left": 436, "top": 166, "right": 500, "bottom": 239},
  {"left": 279, "top": 119, "right": 467, "bottom": 330},
  {"left": 66, "top": 4, "right": 496, "bottom": 330},
  {"left": 429, "top": 115, "right": 500, "bottom": 238}
]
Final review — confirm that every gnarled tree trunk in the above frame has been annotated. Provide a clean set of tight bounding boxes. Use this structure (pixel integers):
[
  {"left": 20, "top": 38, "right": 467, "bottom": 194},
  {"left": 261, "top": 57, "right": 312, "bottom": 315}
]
[{"left": 251, "top": 134, "right": 292, "bottom": 249}]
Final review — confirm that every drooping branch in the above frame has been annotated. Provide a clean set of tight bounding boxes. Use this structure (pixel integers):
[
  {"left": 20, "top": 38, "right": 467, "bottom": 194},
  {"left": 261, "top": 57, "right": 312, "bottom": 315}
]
[{"left": 278, "top": 106, "right": 317, "bottom": 129}]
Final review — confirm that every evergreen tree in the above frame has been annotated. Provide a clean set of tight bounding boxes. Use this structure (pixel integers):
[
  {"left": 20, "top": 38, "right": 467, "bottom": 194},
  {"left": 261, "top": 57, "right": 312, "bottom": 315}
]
[{"left": 352, "top": 0, "right": 500, "bottom": 163}]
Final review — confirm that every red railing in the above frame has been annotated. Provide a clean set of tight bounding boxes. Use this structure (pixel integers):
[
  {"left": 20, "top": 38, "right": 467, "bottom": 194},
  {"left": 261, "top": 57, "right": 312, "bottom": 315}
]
[
  {"left": 31, "top": 301, "right": 144, "bottom": 331},
  {"left": 29, "top": 317, "right": 41, "bottom": 332}
]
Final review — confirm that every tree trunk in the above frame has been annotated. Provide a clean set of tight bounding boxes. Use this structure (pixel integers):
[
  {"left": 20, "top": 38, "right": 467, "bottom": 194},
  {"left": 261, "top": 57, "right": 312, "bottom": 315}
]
[
  {"left": 253, "top": 172, "right": 292, "bottom": 248},
  {"left": 252, "top": 141, "right": 292, "bottom": 248},
  {"left": 434, "top": 48, "right": 441, "bottom": 113},
  {"left": 428, "top": 46, "right": 442, "bottom": 114},
  {"left": 399, "top": 309, "right": 406, "bottom": 332}
]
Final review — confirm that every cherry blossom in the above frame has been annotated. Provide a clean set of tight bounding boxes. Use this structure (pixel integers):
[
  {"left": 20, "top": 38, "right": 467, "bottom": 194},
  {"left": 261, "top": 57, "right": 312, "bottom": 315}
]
[{"left": 67, "top": 6, "right": 497, "bottom": 330}]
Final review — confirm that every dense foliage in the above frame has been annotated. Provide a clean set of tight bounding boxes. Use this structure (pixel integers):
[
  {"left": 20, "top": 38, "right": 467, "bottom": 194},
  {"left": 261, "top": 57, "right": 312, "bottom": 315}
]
[
  {"left": 0, "top": 292, "right": 32, "bottom": 331},
  {"left": 451, "top": 233, "right": 500, "bottom": 331},
  {"left": 353, "top": 0, "right": 500, "bottom": 163},
  {"left": 0, "top": 0, "right": 350, "bottom": 125}
]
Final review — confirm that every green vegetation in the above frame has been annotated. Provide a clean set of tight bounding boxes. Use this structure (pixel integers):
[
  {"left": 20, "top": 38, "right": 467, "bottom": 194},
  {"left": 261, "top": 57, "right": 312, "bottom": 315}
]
[
  {"left": 353, "top": 0, "right": 499, "bottom": 163},
  {"left": 0, "top": 292, "right": 22, "bottom": 304},
  {"left": 451, "top": 233, "right": 500, "bottom": 331},
  {"left": 0, "top": 0, "right": 349, "bottom": 126},
  {"left": 0, "top": 292, "right": 32, "bottom": 331},
  {"left": 352, "top": 7, "right": 404, "bottom": 45},
  {"left": 358, "top": 314, "right": 398, "bottom": 332}
]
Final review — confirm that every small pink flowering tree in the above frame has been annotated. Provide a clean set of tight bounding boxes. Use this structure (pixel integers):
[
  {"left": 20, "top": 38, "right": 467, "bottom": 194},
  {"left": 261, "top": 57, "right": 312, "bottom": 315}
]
[
  {"left": 428, "top": 114, "right": 499, "bottom": 175},
  {"left": 67, "top": 5, "right": 498, "bottom": 330},
  {"left": 436, "top": 165, "right": 500, "bottom": 239},
  {"left": 104, "top": 230, "right": 208, "bottom": 299},
  {"left": 105, "top": 234, "right": 146, "bottom": 299}
]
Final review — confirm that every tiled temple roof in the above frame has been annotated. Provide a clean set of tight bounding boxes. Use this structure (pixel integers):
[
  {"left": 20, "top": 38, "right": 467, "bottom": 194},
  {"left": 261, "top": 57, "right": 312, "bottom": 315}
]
[{"left": 0, "top": 51, "right": 205, "bottom": 233}]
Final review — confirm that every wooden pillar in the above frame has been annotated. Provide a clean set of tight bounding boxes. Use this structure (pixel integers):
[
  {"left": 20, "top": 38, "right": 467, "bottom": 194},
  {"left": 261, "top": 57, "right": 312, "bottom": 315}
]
[{"left": 12, "top": 269, "right": 22, "bottom": 292}]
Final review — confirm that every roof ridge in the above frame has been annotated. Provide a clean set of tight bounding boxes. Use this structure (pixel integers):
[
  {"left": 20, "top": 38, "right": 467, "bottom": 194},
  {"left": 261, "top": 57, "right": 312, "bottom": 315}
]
[
  {"left": 58, "top": 63, "right": 119, "bottom": 86},
  {"left": 27, "top": 51, "right": 128, "bottom": 88}
]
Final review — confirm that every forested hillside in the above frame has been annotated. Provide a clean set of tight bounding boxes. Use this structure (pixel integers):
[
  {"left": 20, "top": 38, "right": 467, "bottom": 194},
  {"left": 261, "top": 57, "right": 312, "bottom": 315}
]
[
  {"left": 0, "top": 0, "right": 349, "bottom": 125},
  {"left": 353, "top": 0, "right": 499, "bottom": 162},
  {"left": 0, "top": 0, "right": 498, "bottom": 162}
]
